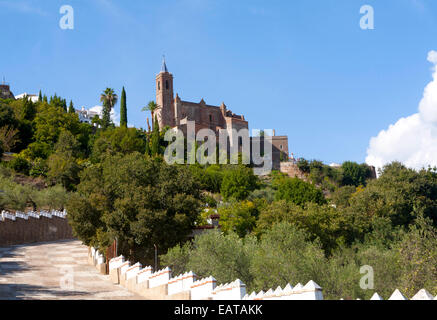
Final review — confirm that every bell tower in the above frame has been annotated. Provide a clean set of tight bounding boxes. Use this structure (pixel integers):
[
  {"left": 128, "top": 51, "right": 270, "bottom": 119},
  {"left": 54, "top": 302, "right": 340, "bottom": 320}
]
[{"left": 155, "top": 56, "right": 174, "bottom": 128}]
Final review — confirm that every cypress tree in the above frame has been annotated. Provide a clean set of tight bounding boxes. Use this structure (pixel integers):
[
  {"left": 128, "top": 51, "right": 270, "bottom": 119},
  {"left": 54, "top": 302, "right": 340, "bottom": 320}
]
[
  {"left": 38, "top": 90, "right": 42, "bottom": 102},
  {"left": 120, "top": 87, "right": 127, "bottom": 128},
  {"left": 43, "top": 95, "right": 48, "bottom": 103},
  {"left": 145, "top": 134, "right": 150, "bottom": 156},
  {"left": 62, "top": 99, "right": 67, "bottom": 112},
  {"left": 151, "top": 116, "right": 160, "bottom": 156},
  {"left": 68, "top": 100, "right": 75, "bottom": 113}
]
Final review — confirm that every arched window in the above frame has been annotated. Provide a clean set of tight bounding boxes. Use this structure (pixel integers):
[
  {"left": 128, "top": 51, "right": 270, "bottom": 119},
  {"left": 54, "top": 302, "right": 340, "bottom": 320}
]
[
  {"left": 158, "top": 81, "right": 160, "bottom": 90},
  {"left": 166, "top": 80, "right": 169, "bottom": 90},
  {"left": 209, "top": 115, "right": 212, "bottom": 122}
]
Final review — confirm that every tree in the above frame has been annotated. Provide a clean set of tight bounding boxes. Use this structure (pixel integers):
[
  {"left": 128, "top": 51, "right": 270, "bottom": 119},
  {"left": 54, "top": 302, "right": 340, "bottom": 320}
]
[
  {"left": 50, "top": 94, "right": 67, "bottom": 112},
  {"left": 47, "top": 153, "right": 81, "bottom": 191},
  {"left": 255, "top": 200, "right": 353, "bottom": 253},
  {"left": 273, "top": 176, "right": 326, "bottom": 207},
  {"left": 189, "top": 164, "right": 224, "bottom": 193},
  {"left": 221, "top": 165, "right": 258, "bottom": 201},
  {"left": 0, "top": 126, "right": 20, "bottom": 152},
  {"left": 144, "top": 134, "right": 150, "bottom": 156},
  {"left": 250, "top": 222, "right": 326, "bottom": 292},
  {"left": 330, "top": 185, "right": 356, "bottom": 208},
  {"left": 186, "top": 230, "right": 256, "bottom": 288},
  {"left": 46, "top": 131, "right": 82, "bottom": 190},
  {"left": 32, "top": 102, "right": 82, "bottom": 150},
  {"left": 395, "top": 215, "right": 437, "bottom": 296},
  {"left": 120, "top": 87, "right": 127, "bottom": 128},
  {"left": 68, "top": 100, "right": 75, "bottom": 113},
  {"left": 349, "top": 162, "right": 437, "bottom": 227},
  {"left": 218, "top": 200, "right": 259, "bottom": 237},
  {"left": 160, "top": 241, "right": 192, "bottom": 276},
  {"left": 161, "top": 222, "right": 326, "bottom": 294},
  {"left": 66, "top": 153, "right": 202, "bottom": 265},
  {"left": 67, "top": 193, "right": 105, "bottom": 247},
  {"left": 90, "top": 127, "right": 147, "bottom": 163},
  {"left": 150, "top": 116, "right": 160, "bottom": 156},
  {"left": 38, "top": 90, "right": 42, "bottom": 102},
  {"left": 341, "top": 161, "right": 372, "bottom": 187},
  {"left": 142, "top": 101, "right": 160, "bottom": 131},
  {"left": 0, "top": 103, "right": 16, "bottom": 128},
  {"left": 55, "top": 130, "right": 80, "bottom": 158},
  {"left": 100, "top": 88, "right": 118, "bottom": 129},
  {"left": 8, "top": 156, "right": 31, "bottom": 175},
  {"left": 297, "top": 158, "right": 310, "bottom": 173}
]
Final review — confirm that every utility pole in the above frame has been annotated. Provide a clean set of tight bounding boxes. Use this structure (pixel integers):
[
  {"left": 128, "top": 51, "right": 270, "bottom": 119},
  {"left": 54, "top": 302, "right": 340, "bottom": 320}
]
[
  {"left": 154, "top": 244, "right": 158, "bottom": 271},
  {"left": 115, "top": 237, "right": 118, "bottom": 257}
]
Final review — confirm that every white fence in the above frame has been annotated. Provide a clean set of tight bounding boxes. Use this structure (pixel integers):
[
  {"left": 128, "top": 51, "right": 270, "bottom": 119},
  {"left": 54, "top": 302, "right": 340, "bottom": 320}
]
[
  {"left": 97, "top": 248, "right": 436, "bottom": 301},
  {"left": 365, "top": 289, "right": 436, "bottom": 300},
  {"left": 0, "top": 209, "right": 67, "bottom": 222},
  {"left": 102, "top": 251, "right": 325, "bottom": 300}
]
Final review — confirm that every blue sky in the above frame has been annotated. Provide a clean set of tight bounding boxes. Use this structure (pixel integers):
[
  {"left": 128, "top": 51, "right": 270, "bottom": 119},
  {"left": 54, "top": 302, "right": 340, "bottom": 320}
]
[{"left": 1, "top": 0, "right": 437, "bottom": 164}]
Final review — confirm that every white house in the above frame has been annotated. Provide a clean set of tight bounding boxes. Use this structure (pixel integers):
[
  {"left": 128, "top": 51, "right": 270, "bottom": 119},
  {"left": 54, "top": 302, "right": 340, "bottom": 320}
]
[
  {"left": 76, "top": 106, "right": 102, "bottom": 124},
  {"left": 15, "top": 93, "right": 39, "bottom": 103}
]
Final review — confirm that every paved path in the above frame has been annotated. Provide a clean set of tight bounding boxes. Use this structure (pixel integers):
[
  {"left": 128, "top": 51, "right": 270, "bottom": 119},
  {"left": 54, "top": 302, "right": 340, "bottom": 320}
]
[{"left": 0, "top": 239, "right": 144, "bottom": 300}]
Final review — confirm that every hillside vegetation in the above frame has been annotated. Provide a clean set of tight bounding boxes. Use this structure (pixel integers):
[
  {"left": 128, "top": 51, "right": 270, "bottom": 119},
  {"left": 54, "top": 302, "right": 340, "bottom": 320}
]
[{"left": 0, "top": 92, "right": 435, "bottom": 299}]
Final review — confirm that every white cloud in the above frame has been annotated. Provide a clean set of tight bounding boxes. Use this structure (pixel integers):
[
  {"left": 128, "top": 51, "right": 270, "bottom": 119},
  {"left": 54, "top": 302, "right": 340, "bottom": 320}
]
[
  {"left": 90, "top": 105, "right": 120, "bottom": 126},
  {"left": 366, "top": 51, "right": 437, "bottom": 171}
]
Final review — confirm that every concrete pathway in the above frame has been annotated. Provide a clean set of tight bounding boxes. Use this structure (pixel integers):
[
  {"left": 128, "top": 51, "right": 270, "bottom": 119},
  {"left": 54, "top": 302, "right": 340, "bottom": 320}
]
[{"left": 0, "top": 239, "right": 144, "bottom": 300}]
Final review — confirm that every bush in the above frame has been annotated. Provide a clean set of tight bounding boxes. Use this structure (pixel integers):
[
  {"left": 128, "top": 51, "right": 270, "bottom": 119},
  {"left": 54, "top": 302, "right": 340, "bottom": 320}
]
[
  {"left": 250, "top": 222, "right": 326, "bottom": 292},
  {"left": 20, "top": 141, "right": 52, "bottom": 160},
  {"left": 341, "top": 161, "right": 373, "bottom": 187},
  {"left": 29, "top": 158, "right": 48, "bottom": 177},
  {"left": 160, "top": 242, "right": 192, "bottom": 276},
  {"left": 297, "top": 158, "right": 310, "bottom": 173},
  {"left": 186, "top": 230, "right": 257, "bottom": 289},
  {"left": 330, "top": 185, "right": 356, "bottom": 208},
  {"left": 8, "top": 156, "right": 30, "bottom": 175},
  {"left": 218, "top": 200, "right": 259, "bottom": 237},
  {"left": 34, "top": 185, "right": 69, "bottom": 210},
  {"left": 273, "top": 176, "right": 326, "bottom": 206},
  {"left": 221, "top": 165, "right": 258, "bottom": 201}
]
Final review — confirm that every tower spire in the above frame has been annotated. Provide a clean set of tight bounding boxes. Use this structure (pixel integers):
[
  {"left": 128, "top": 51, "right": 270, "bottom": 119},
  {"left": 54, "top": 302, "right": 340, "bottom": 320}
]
[{"left": 161, "top": 55, "right": 168, "bottom": 73}]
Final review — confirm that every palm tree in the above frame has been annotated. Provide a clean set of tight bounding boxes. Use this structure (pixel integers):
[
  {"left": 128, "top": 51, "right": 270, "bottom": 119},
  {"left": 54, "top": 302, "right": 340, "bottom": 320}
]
[
  {"left": 142, "top": 101, "right": 160, "bottom": 131},
  {"left": 100, "top": 88, "right": 118, "bottom": 129}
]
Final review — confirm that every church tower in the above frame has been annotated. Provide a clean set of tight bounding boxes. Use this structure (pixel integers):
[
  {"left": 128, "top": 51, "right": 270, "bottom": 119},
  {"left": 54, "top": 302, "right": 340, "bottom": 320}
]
[{"left": 155, "top": 57, "right": 175, "bottom": 128}]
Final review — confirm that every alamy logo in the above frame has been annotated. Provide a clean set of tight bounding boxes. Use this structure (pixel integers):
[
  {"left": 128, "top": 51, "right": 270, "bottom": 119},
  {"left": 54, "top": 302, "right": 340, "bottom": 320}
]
[
  {"left": 360, "top": 5, "right": 374, "bottom": 30},
  {"left": 164, "top": 121, "right": 273, "bottom": 175},
  {"left": 59, "top": 5, "right": 74, "bottom": 30},
  {"left": 59, "top": 266, "right": 75, "bottom": 290},
  {"left": 359, "top": 265, "right": 374, "bottom": 290}
]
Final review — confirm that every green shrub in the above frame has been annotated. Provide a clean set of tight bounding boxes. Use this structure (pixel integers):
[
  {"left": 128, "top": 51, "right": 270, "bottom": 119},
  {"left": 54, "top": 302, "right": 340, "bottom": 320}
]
[{"left": 8, "top": 156, "right": 30, "bottom": 175}]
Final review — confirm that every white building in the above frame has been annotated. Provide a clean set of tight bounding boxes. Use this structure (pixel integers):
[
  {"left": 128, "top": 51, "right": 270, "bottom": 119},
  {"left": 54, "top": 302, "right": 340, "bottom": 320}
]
[
  {"left": 15, "top": 93, "right": 39, "bottom": 103},
  {"left": 75, "top": 106, "right": 102, "bottom": 124}
]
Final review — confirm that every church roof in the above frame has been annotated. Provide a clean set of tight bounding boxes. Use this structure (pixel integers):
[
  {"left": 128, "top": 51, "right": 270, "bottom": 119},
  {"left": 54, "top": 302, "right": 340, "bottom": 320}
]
[{"left": 161, "top": 56, "right": 168, "bottom": 73}]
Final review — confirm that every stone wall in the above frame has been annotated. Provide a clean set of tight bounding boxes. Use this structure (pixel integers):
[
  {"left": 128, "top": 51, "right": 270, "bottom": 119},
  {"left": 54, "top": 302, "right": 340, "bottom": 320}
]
[
  {"left": 279, "top": 161, "right": 307, "bottom": 179},
  {"left": 0, "top": 210, "right": 74, "bottom": 247}
]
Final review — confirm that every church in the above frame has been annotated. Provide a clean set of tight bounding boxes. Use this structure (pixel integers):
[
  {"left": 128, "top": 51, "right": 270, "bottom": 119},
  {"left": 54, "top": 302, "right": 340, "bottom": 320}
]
[
  {"left": 154, "top": 58, "right": 290, "bottom": 169},
  {"left": 155, "top": 58, "right": 249, "bottom": 137}
]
